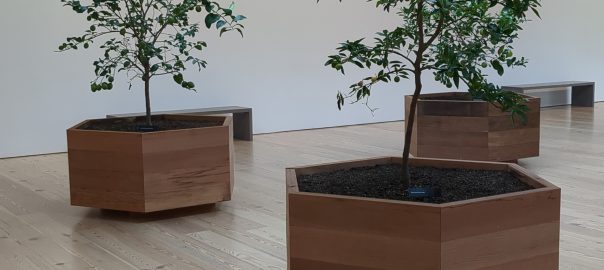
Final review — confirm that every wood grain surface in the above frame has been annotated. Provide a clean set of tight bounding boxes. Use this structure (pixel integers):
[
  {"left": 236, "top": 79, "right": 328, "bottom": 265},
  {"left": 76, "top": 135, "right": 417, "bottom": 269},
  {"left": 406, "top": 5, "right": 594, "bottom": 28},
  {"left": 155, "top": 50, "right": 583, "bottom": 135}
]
[
  {"left": 67, "top": 115, "right": 233, "bottom": 213},
  {"left": 406, "top": 93, "right": 541, "bottom": 162},
  {"left": 0, "top": 104, "right": 602, "bottom": 269},
  {"left": 287, "top": 157, "right": 560, "bottom": 270}
]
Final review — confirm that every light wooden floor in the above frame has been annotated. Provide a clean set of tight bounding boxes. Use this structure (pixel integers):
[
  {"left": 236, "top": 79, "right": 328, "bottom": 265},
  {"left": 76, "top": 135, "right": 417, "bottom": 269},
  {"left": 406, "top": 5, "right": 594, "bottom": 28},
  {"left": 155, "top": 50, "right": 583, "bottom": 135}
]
[{"left": 0, "top": 104, "right": 603, "bottom": 270}]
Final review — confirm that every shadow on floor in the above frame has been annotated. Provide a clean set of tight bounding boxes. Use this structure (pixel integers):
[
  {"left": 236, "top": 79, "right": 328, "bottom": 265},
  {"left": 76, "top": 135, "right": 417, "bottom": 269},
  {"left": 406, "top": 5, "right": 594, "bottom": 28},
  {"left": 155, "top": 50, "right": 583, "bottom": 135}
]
[{"left": 82, "top": 203, "right": 219, "bottom": 223}]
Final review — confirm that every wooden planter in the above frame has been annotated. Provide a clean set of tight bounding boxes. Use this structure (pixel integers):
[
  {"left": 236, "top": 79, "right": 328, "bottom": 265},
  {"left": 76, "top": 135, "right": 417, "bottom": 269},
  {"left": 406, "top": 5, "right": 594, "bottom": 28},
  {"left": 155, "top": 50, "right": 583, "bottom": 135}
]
[
  {"left": 67, "top": 114, "right": 234, "bottom": 213},
  {"left": 286, "top": 157, "right": 560, "bottom": 270},
  {"left": 405, "top": 92, "right": 541, "bottom": 162}
]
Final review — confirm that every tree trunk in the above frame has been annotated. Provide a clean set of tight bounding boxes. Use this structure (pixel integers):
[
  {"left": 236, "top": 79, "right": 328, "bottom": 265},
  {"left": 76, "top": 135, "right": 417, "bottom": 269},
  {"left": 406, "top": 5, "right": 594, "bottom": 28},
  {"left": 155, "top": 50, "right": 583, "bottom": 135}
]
[
  {"left": 401, "top": 71, "right": 423, "bottom": 190},
  {"left": 143, "top": 69, "right": 152, "bottom": 126},
  {"left": 402, "top": 0, "right": 425, "bottom": 190}
]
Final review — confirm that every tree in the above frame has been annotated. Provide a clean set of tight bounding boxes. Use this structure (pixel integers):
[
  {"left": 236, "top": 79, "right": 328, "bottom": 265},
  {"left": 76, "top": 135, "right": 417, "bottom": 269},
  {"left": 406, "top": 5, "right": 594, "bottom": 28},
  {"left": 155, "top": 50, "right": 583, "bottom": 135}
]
[
  {"left": 325, "top": 0, "right": 541, "bottom": 189},
  {"left": 59, "top": 0, "right": 246, "bottom": 126}
]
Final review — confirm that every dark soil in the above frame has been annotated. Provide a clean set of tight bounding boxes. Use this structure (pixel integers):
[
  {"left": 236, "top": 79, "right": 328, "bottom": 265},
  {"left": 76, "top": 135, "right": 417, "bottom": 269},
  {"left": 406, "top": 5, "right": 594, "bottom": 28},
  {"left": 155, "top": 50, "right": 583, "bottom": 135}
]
[
  {"left": 297, "top": 165, "right": 533, "bottom": 204},
  {"left": 79, "top": 115, "right": 223, "bottom": 132},
  {"left": 420, "top": 94, "right": 472, "bottom": 101}
]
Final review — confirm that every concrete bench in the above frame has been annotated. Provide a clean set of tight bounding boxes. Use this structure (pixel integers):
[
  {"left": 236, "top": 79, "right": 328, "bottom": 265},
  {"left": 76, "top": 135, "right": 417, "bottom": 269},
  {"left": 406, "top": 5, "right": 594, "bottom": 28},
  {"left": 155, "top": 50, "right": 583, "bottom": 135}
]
[
  {"left": 107, "top": 106, "right": 253, "bottom": 141},
  {"left": 502, "top": 81, "right": 595, "bottom": 107}
]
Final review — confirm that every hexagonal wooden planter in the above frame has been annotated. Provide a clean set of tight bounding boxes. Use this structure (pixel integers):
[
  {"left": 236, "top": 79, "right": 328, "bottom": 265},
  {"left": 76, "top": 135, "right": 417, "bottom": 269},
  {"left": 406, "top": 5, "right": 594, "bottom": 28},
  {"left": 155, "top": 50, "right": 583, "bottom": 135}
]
[
  {"left": 286, "top": 157, "right": 560, "bottom": 270},
  {"left": 67, "top": 114, "right": 234, "bottom": 213},
  {"left": 405, "top": 92, "right": 541, "bottom": 162}
]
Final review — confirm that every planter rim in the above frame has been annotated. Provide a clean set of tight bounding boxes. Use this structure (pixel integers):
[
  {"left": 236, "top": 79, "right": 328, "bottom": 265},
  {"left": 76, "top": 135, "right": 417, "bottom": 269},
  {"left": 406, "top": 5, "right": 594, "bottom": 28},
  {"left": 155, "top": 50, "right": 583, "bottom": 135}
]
[
  {"left": 287, "top": 156, "right": 558, "bottom": 208},
  {"left": 408, "top": 91, "right": 538, "bottom": 103},
  {"left": 67, "top": 114, "right": 231, "bottom": 135}
]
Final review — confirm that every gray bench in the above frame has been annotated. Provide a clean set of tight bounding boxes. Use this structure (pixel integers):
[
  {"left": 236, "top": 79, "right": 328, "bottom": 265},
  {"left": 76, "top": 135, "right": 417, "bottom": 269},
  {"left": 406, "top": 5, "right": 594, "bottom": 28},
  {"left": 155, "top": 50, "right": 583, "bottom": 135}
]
[
  {"left": 502, "top": 81, "right": 595, "bottom": 107},
  {"left": 107, "top": 106, "right": 253, "bottom": 141}
]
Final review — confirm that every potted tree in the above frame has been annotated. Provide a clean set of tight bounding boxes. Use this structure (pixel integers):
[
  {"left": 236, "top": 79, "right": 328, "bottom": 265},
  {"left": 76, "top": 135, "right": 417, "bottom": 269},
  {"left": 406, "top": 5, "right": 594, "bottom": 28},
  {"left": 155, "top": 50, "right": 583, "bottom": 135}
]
[
  {"left": 287, "top": 1, "right": 560, "bottom": 269},
  {"left": 60, "top": 0, "right": 246, "bottom": 213}
]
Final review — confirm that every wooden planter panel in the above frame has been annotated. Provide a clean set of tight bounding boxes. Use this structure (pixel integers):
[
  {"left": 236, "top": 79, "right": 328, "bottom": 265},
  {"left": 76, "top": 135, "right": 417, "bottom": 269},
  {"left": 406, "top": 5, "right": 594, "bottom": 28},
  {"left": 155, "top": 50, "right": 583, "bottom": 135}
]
[
  {"left": 417, "top": 115, "right": 489, "bottom": 132},
  {"left": 441, "top": 175, "right": 560, "bottom": 270},
  {"left": 288, "top": 194, "right": 441, "bottom": 270},
  {"left": 287, "top": 158, "right": 441, "bottom": 269},
  {"left": 287, "top": 157, "right": 560, "bottom": 270},
  {"left": 68, "top": 115, "right": 233, "bottom": 213},
  {"left": 68, "top": 129, "right": 146, "bottom": 212},
  {"left": 406, "top": 93, "right": 541, "bottom": 162}
]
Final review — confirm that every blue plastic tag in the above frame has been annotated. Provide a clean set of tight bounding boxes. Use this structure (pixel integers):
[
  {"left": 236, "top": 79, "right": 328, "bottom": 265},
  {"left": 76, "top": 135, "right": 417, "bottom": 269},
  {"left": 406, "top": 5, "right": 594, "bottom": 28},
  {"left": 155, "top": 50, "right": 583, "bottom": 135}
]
[
  {"left": 136, "top": 126, "right": 157, "bottom": 132},
  {"left": 408, "top": 187, "right": 434, "bottom": 198}
]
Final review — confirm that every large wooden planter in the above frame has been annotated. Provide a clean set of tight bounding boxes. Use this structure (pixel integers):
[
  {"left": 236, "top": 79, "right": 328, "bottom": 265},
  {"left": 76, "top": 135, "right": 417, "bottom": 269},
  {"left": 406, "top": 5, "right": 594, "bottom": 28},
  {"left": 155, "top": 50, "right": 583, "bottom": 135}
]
[
  {"left": 67, "top": 114, "right": 234, "bottom": 213},
  {"left": 405, "top": 92, "right": 541, "bottom": 162},
  {"left": 286, "top": 157, "right": 560, "bottom": 270}
]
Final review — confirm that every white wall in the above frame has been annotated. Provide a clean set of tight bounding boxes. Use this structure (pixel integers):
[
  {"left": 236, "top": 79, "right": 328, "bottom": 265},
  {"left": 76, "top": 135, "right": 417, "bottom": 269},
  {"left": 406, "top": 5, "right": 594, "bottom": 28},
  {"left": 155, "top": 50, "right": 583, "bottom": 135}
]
[
  {"left": 487, "top": 0, "right": 604, "bottom": 106},
  {"left": 1, "top": 0, "right": 603, "bottom": 158}
]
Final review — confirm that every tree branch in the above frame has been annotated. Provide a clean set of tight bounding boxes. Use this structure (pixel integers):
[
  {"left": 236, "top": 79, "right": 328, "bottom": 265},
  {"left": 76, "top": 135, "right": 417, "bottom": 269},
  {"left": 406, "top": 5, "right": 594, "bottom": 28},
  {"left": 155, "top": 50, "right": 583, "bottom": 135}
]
[{"left": 424, "top": 11, "right": 445, "bottom": 47}]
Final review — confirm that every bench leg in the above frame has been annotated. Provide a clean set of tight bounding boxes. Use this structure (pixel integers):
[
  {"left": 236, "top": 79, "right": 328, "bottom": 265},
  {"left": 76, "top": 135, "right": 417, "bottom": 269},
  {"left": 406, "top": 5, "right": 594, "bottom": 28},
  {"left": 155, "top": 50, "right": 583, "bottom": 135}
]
[
  {"left": 571, "top": 85, "right": 595, "bottom": 107},
  {"left": 233, "top": 111, "right": 253, "bottom": 141}
]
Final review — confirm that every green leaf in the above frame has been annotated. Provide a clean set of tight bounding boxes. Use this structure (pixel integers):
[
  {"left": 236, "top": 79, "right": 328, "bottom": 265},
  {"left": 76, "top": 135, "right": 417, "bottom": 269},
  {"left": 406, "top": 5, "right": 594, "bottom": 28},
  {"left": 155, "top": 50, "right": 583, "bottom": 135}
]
[
  {"left": 219, "top": 27, "right": 229, "bottom": 36},
  {"left": 173, "top": 73, "right": 184, "bottom": 84},
  {"left": 216, "top": 20, "right": 226, "bottom": 29},
  {"left": 453, "top": 74, "right": 460, "bottom": 88},
  {"left": 531, "top": 7, "right": 541, "bottom": 18},
  {"left": 205, "top": 14, "right": 220, "bottom": 28},
  {"left": 491, "top": 60, "right": 504, "bottom": 76}
]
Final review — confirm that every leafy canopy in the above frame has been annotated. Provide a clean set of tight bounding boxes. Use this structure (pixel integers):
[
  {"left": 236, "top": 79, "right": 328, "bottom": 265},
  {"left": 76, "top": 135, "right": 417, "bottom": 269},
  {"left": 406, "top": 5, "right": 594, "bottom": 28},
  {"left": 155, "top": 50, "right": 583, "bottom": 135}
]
[
  {"left": 326, "top": 0, "right": 541, "bottom": 122},
  {"left": 59, "top": 0, "right": 246, "bottom": 92}
]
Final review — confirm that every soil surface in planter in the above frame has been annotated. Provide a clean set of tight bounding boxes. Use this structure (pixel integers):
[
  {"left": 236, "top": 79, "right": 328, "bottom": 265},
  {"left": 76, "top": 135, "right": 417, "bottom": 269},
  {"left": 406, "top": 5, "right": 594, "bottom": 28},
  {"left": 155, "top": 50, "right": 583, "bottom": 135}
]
[
  {"left": 298, "top": 165, "right": 533, "bottom": 204},
  {"left": 420, "top": 95, "right": 472, "bottom": 101},
  {"left": 79, "top": 116, "right": 223, "bottom": 132}
]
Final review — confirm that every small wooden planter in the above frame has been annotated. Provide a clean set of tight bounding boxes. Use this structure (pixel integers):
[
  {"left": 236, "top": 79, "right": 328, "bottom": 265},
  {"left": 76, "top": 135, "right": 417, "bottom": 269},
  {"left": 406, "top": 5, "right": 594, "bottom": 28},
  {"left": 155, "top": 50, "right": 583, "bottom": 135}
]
[
  {"left": 286, "top": 157, "right": 560, "bottom": 270},
  {"left": 67, "top": 114, "right": 234, "bottom": 213},
  {"left": 405, "top": 92, "right": 541, "bottom": 162}
]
